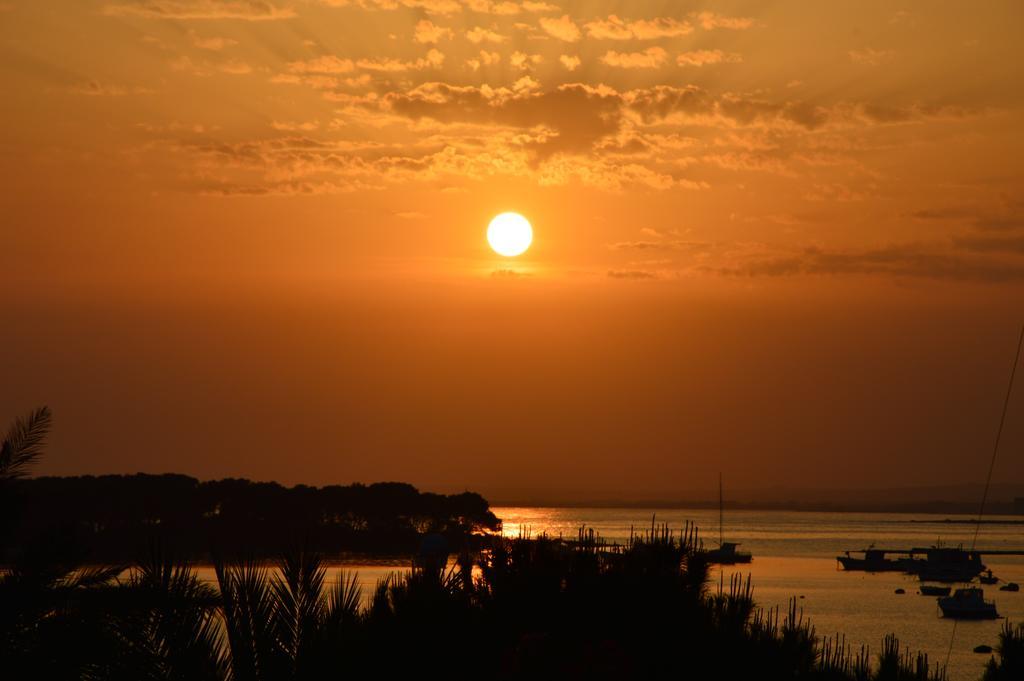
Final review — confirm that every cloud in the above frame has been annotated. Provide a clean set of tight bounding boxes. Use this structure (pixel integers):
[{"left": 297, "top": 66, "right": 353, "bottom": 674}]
[
  {"left": 271, "top": 120, "right": 320, "bottom": 131},
  {"left": 953, "top": 234, "right": 1024, "bottom": 254},
  {"left": 324, "top": 0, "right": 461, "bottom": 15},
  {"left": 849, "top": 48, "right": 895, "bottom": 66},
  {"left": 717, "top": 244, "right": 1024, "bottom": 283},
  {"left": 890, "top": 9, "right": 914, "bottom": 25},
  {"left": 464, "top": 0, "right": 555, "bottom": 14},
  {"left": 466, "top": 50, "right": 501, "bottom": 70},
  {"left": 608, "top": 269, "right": 657, "bottom": 279},
  {"left": 802, "top": 182, "right": 867, "bottom": 202},
  {"left": 103, "top": 0, "right": 295, "bottom": 20},
  {"left": 692, "top": 11, "right": 753, "bottom": 30},
  {"left": 328, "top": 0, "right": 554, "bottom": 14},
  {"left": 584, "top": 15, "right": 693, "bottom": 40},
  {"left": 909, "top": 204, "right": 1024, "bottom": 232},
  {"left": 539, "top": 14, "right": 580, "bottom": 42},
  {"left": 677, "top": 49, "right": 742, "bottom": 67},
  {"left": 609, "top": 240, "right": 709, "bottom": 252},
  {"left": 909, "top": 206, "right": 977, "bottom": 221},
  {"left": 509, "top": 51, "right": 542, "bottom": 70},
  {"left": 288, "top": 49, "right": 444, "bottom": 74},
  {"left": 287, "top": 55, "right": 355, "bottom": 74},
  {"left": 378, "top": 82, "right": 651, "bottom": 158},
  {"left": 188, "top": 31, "right": 238, "bottom": 50},
  {"left": 170, "top": 55, "right": 254, "bottom": 75},
  {"left": 618, "top": 85, "right": 971, "bottom": 132},
  {"left": 172, "top": 45, "right": 997, "bottom": 202},
  {"left": 358, "top": 49, "right": 445, "bottom": 72},
  {"left": 491, "top": 268, "right": 530, "bottom": 278},
  {"left": 466, "top": 26, "right": 507, "bottom": 44},
  {"left": 701, "top": 151, "right": 793, "bottom": 176},
  {"left": 974, "top": 216, "right": 1024, "bottom": 231},
  {"left": 601, "top": 47, "right": 668, "bottom": 69},
  {"left": 69, "top": 80, "right": 155, "bottom": 96},
  {"left": 182, "top": 132, "right": 675, "bottom": 195},
  {"left": 559, "top": 54, "right": 580, "bottom": 71},
  {"left": 518, "top": 1, "right": 554, "bottom": 11},
  {"left": 414, "top": 20, "right": 453, "bottom": 44}
]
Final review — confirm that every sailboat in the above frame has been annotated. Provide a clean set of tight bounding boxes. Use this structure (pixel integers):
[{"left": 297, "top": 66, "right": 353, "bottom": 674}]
[{"left": 704, "top": 474, "right": 752, "bottom": 565}]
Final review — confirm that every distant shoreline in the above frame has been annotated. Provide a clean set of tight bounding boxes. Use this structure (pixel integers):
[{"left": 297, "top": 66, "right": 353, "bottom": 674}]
[{"left": 491, "top": 500, "right": 1024, "bottom": 516}]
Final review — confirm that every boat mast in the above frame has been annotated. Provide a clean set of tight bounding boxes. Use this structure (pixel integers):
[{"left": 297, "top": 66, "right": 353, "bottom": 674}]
[{"left": 719, "top": 472, "right": 723, "bottom": 548}]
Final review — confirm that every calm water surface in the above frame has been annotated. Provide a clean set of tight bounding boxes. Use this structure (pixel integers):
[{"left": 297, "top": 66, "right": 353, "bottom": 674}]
[
  {"left": 194, "top": 507, "right": 1023, "bottom": 681},
  {"left": 493, "top": 507, "right": 1024, "bottom": 681}
]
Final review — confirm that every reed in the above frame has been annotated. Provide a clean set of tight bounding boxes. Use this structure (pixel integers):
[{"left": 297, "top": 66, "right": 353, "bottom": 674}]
[{"left": 982, "top": 621, "right": 1024, "bottom": 680}]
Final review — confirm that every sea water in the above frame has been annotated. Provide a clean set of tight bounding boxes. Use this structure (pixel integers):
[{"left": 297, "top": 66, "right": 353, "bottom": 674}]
[{"left": 194, "top": 507, "right": 1024, "bottom": 681}]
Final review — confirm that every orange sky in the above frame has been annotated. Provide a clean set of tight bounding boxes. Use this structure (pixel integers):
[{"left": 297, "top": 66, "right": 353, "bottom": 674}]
[{"left": 1, "top": 1, "right": 1023, "bottom": 500}]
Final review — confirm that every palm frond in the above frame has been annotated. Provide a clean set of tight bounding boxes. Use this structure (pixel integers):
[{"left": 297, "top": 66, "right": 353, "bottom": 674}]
[
  {"left": 216, "top": 559, "right": 286, "bottom": 681},
  {"left": 324, "top": 570, "right": 361, "bottom": 627},
  {"left": 0, "top": 406, "right": 52, "bottom": 480},
  {"left": 103, "top": 549, "right": 227, "bottom": 681},
  {"left": 270, "top": 550, "right": 326, "bottom": 665},
  {"left": 59, "top": 565, "right": 124, "bottom": 591}
]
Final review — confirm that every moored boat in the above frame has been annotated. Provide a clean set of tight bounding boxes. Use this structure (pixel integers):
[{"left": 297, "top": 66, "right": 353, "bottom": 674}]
[
  {"left": 837, "top": 549, "right": 919, "bottom": 573},
  {"left": 914, "top": 547, "right": 986, "bottom": 583},
  {"left": 706, "top": 474, "right": 753, "bottom": 565},
  {"left": 938, "top": 588, "right": 999, "bottom": 620},
  {"left": 705, "top": 541, "right": 752, "bottom": 565},
  {"left": 919, "top": 585, "right": 951, "bottom": 596},
  {"left": 979, "top": 569, "right": 999, "bottom": 585}
]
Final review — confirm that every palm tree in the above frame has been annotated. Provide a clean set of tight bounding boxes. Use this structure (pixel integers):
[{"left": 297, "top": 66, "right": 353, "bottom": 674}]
[{"left": 0, "top": 406, "right": 128, "bottom": 680}]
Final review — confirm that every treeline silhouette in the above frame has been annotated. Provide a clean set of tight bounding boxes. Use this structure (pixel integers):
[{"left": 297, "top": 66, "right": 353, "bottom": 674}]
[
  {"left": 4, "top": 473, "right": 500, "bottom": 563},
  {"left": 3, "top": 407, "right": 1022, "bottom": 680}
]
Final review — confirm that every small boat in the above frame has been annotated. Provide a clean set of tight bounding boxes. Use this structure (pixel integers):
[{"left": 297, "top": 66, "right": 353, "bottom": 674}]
[
  {"left": 979, "top": 570, "right": 999, "bottom": 585},
  {"left": 705, "top": 541, "right": 753, "bottom": 564},
  {"left": 837, "top": 548, "right": 919, "bottom": 573},
  {"left": 705, "top": 474, "right": 753, "bottom": 565},
  {"left": 938, "top": 588, "right": 999, "bottom": 619},
  {"left": 999, "top": 582, "right": 1019, "bottom": 592},
  {"left": 920, "top": 585, "right": 951, "bottom": 596}
]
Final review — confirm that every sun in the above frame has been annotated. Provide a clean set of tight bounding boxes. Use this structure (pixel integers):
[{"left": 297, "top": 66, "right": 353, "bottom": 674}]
[{"left": 487, "top": 212, "right": 533, "bottom": 257}]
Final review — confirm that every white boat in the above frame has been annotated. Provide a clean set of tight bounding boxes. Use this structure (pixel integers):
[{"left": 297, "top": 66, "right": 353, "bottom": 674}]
[{"left": 937, "top": 588, "right": 999, "bottom": 620}]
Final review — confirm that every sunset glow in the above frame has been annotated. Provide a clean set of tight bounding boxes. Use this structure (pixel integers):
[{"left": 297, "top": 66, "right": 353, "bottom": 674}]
[
  {"left": 4, "top": 4, "right": 1024, "bottom": 677},
  {"left": 1, "top": 0, "right": 1023, "bottom": 500},
  {"left": 487, "top": 213, "right": 533, "bottom": 257}
]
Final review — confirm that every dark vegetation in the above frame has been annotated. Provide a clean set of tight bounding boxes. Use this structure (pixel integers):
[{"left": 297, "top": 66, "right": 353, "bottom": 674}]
[
  {"left": 982, "top": 622, "right": 1024, "bottom": 680},
  {"left": 4, "top": 472, "right": 499, "bottom": 563},
  {"left": 2, "top": 407, "right": 1021, "bottom": 680}
]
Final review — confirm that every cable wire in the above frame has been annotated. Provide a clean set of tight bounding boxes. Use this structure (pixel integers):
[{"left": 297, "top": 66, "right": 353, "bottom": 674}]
[{"left": 943, "top": 324, "right": 1024, "bottom": 673}]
